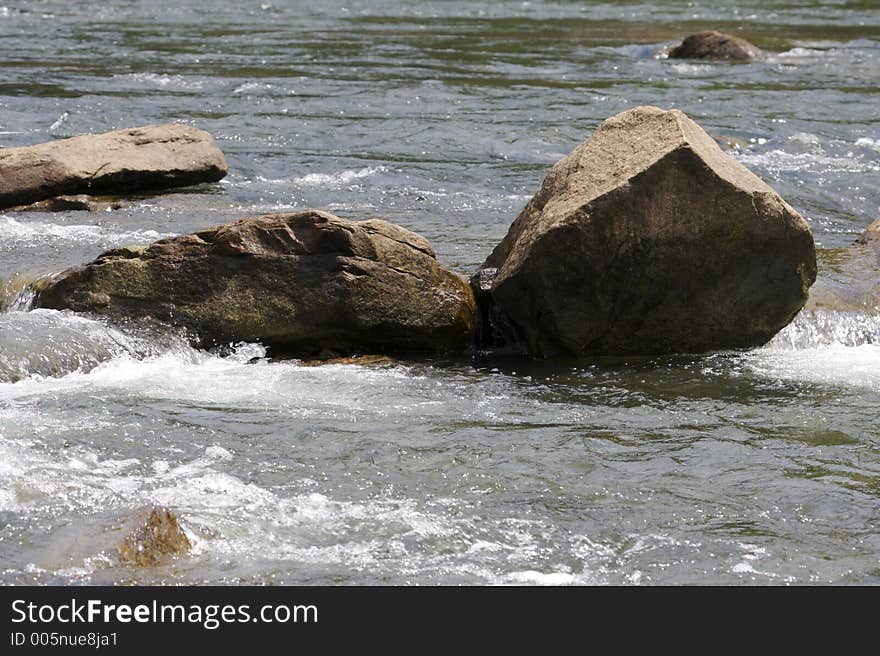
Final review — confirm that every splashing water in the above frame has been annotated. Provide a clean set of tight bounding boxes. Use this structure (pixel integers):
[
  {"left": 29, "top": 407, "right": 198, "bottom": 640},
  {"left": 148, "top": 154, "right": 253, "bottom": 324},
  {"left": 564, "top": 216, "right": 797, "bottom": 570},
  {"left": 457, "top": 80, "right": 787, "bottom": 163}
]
[{"left": 768, "top": 309, "right": 880, "bottom": 349}]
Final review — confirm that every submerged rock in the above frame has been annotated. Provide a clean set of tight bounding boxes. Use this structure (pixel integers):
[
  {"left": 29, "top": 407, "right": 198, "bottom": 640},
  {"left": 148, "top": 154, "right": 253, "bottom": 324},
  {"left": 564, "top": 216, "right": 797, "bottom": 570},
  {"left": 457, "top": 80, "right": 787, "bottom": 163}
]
[
  {"left": 8, "top": 194, "right": 125, "bottom": 212},
  {"left": 0, "top": 124, "right": 227, "bottom": 210},
  {"left": 473, "top": 106, "right": 816, "bottom": 357},
  {"left": 34, "top": 210, "right": 476, "bottom": 356},
  {"left": 117, "top": 507, "right": 191, "bottom": 568},
  {"left": 35, "top": 506, "right": 191, "bottom": 572},
  {"left": 669, "top": 31, "right": 765, "bottom": 61},
  {"left": 299, "top": 354, "right": 397, "bottom": 367}
]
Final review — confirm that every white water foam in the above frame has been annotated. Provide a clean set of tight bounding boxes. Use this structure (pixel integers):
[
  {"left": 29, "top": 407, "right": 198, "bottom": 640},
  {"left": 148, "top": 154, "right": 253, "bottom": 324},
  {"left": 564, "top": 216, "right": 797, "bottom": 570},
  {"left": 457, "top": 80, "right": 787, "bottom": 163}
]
[
  {"left": 745, "top": 310, "right": 880, "bottom": 389},
  {"left": 115, "top": 72, "right": 204, "bottom": 91},
  {"left": 768, "top": 310, "right": 880, "bottom": 350},
  {"left": 0, "top": 309, "right": 196, "bottom": 384},
  {"left": 669, "top": 62, "right": 714, "bottom": 75},
  {"left": 5, "top": 287, "right": 35, "bottom": 312},
  {"left": 232, "top": 81, "right": 276, "bottom": 95},
  {"left": 292, "top": 166, "right": 387, "bottom": 187},
  {"left": 735, "top": 149, "right": 879, "bottom": 174},
  {"left": 774, "top": 47, "right": 828, "bottom": 59},
  {"left": 855, "top": 137, "right": 880, "bottom": 152},
  {"left": 0, "top": 215, "right": 173, "bottom": 249},
  {"left": 0, "top": 428, "right": 594, "bottom": 583}
]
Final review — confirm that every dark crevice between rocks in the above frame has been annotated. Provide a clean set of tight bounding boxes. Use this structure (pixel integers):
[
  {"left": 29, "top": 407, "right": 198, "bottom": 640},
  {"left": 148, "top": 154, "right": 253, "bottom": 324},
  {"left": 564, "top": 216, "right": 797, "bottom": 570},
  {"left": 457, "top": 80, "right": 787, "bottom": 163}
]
[{"left": 469, "top": 266, "right": 532, "bottom": 358}]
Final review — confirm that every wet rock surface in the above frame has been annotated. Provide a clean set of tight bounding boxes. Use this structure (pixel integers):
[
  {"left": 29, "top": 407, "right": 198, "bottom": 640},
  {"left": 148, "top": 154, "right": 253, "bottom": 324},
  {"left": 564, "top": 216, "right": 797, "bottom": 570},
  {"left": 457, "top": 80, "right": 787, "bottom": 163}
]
[
  {"left": 117, "top": 507, "right": 192, "bottom": 568},
  {"left": 669, "top": 30, "right": 765, "bottom": 61},
  {"left": 473, "top": 106, "right": 816, "bottom": 357},
  {"left": 35, "top": 210, "right": 476, "bottom": 356}
]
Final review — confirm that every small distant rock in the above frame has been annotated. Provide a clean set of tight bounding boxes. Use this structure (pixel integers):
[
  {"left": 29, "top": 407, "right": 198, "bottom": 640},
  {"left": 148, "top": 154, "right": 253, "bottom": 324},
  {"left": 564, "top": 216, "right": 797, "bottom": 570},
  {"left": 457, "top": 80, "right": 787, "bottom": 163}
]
[
  {"left": 117, "top": 507, "right": 191, "bottom": 568},
  {"left": 669, "top": 31, "right": 765, "bottom": 61},
  {"left": 8, "top": 194, "right": 125, "bottom": 212},
  {"left": 0, "top": 123, "right": 228, "bottom": 210}
]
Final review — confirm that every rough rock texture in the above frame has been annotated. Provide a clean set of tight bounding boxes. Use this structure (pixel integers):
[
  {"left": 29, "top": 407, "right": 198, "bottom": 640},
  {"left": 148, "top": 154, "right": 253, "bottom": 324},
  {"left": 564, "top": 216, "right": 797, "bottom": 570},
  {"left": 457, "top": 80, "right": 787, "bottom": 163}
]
[
  {"left": 117, "top": 507, "right": 191, "bottom": 568},
  {"left": 473, "top": 106, "right": 816, "bottom": 357},
  {"left": 35, "top": 210, "right": 476, "bottom": 356},
  {"left": 0, "top": 124, "right": 227, "bottom": 210},
  {"left": 669, "top": 31, "right": 765, "bottom": 61}
]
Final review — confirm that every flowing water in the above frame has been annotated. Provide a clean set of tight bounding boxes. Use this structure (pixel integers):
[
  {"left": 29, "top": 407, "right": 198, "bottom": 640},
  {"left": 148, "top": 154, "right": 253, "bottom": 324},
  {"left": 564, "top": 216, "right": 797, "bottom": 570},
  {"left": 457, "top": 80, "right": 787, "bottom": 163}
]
[{"left": 1, "top": 0, "right": 879, "bottom": 584}]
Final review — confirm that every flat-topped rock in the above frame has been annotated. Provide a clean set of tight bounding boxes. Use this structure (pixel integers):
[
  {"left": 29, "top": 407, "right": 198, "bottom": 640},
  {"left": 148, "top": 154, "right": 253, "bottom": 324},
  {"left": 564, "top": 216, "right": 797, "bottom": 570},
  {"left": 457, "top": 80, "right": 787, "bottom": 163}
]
[{"left": 0, "top": 124, "right": 227, "bottom": 210}]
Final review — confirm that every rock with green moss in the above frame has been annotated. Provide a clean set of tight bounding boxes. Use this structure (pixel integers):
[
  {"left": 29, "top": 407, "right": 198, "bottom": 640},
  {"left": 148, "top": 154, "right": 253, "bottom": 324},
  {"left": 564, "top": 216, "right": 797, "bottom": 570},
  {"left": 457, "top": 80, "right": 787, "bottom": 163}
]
[
  {"left": 472, "top": 106, "right": 816, "bottom": 357},
  {"left": 35, "top": 210, "right": 476, "bottom": 356}
]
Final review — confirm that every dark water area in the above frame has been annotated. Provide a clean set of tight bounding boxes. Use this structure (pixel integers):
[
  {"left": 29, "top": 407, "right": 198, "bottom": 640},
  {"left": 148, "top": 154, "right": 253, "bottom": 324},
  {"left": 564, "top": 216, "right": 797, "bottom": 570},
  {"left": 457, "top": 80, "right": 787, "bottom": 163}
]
[{"left": 1, "top": 1, "right": 878, "bottom": 584}]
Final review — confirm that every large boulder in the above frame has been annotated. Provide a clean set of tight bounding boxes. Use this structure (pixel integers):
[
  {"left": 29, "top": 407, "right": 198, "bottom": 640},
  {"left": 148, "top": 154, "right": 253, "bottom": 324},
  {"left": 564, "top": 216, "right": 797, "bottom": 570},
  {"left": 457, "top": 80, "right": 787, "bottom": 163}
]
[
  {"left": 0, "top": 124, "right": 227, "bottom": 210},
  {"left": 473, "top": 106, "right": 816, "bottom": 357},
  {"left": 34, "top": 210, "right": 476, "bottom": 356},
  {"left": 669, "top": 31, "right": 765, "bottom": 61}
]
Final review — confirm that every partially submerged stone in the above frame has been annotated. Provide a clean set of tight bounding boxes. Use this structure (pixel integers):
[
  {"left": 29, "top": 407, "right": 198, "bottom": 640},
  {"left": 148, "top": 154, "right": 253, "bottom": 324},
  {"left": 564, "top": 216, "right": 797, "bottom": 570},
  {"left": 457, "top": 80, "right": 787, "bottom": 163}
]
[
  {"left": 473, "top": 106, "right": 816, "bottom": 357},
  {"left": 35, "top": 506, "right": 191, "bottom": 572},
  {"left": 117, "top": 507, "right": 191, "bottom": 568},
  {"left": 34, "top": 210, "right": 476, "bottom": 356},
  {"left": 299, "top": 354, "right": 397, "bottom": 367},
  {"left": 0, "top": 124, "right": 227, "bottom": 210},
  {"left": 8, "top": 194, "right": 125, "bottom": 212},
  {"left": 669, "top": 31, "right": 765, "bottom": 61}
]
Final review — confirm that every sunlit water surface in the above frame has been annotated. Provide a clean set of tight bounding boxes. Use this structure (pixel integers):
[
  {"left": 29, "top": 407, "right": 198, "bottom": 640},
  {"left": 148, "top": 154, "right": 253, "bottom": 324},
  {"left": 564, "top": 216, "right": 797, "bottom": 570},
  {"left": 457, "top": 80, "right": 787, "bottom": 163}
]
[{"left": 1, "top": 0, "right": 878, "bottom": 584}]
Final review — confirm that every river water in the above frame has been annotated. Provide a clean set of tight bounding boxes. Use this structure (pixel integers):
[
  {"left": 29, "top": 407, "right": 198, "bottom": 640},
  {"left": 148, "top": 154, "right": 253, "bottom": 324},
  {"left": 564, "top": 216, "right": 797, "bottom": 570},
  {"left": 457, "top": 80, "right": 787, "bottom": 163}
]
[{"left": 1, "top": 1, "right": 878, "bottom": 585}]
